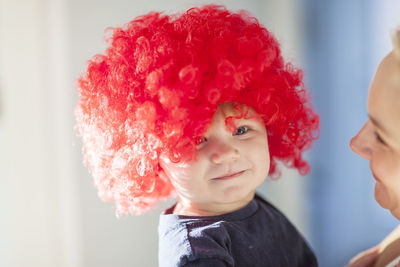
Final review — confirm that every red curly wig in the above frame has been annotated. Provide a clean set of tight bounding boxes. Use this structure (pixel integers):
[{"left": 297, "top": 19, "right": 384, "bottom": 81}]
[{"left": 75, "top": 5, "right": 319, "bottom": 215}]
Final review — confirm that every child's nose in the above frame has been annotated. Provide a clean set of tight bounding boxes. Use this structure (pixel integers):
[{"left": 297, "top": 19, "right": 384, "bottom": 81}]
[
  {"left": 211, "top": 142, "right": 240, "bottom": 164},
  {"left": 349, "top": 123, "right": 372, "bottom": 160}
]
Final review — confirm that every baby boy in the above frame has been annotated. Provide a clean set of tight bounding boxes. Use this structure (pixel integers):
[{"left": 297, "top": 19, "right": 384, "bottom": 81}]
[{"left": 75, "top": 5, "right": 319, "bottom": 266}]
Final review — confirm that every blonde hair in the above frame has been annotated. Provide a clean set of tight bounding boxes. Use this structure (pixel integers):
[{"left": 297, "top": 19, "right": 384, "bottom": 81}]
[{"left": 393, "top": 26, "right": 400, "bottom": 61}]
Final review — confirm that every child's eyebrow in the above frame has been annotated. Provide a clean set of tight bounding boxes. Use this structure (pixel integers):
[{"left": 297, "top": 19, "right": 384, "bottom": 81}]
[
  {"left": 233, "top": 117, "right": 259, "bottom": 123},
  {"left": 238, "top": 114, "right": 261, "bottom": 120},
  {"left": 227, "top": 116, "right": 264, "bottom": 128},
  {"left": 234, "top": 112, "right": 263, "bottom": 121}
]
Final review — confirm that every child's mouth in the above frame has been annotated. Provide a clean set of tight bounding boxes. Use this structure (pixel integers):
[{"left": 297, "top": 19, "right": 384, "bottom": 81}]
[{"left": 212, "top": 170, "right": 246, "bottom": 181}]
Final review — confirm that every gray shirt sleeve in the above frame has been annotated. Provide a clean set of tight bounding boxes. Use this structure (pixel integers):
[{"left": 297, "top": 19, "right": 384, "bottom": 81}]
[{"left": 183, "top": 258, "right": 232, "bottom": 267}]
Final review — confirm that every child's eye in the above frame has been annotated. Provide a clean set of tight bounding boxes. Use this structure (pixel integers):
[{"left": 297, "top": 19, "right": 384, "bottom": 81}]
[
  {"left": 374, "top": 132, "right": 386, "bottom": 145},
  {"left": 234, "top": 126, "right": 249, "bottom": 136},
  {"left": 196, "top": 137, "right": 208, "bottom": 145}
]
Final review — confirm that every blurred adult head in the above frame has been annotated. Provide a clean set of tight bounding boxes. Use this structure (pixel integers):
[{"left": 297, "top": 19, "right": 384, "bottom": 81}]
[{"left": 350, "top": 28, "right": 400, "bottom": 219}]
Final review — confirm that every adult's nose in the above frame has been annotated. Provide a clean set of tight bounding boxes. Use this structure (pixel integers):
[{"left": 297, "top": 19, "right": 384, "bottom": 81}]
[{"left": 350, "top": 122, "right": 373, "bottom": 160}]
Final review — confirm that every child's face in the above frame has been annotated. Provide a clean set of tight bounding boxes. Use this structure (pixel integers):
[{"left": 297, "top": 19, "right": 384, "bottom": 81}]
[
  {"left": 350, "top": 52, "right": 400, "bottom": 219},
  {"left": 160, "top": 103, "right": 270, "bottom": 215}
]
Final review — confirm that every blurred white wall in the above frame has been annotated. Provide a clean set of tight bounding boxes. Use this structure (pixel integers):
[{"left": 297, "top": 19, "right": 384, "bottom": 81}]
[
  {"left": 0, "top": 0, "right": 306, "bottom": 266},
  {"left": 0, "top": 0, "right": 82, "bottom": 266}
]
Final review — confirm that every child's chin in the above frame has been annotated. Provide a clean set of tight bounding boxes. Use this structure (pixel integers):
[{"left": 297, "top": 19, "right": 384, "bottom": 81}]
[{"left": 216, "top": 188, "right": 255, "bottom": 204}]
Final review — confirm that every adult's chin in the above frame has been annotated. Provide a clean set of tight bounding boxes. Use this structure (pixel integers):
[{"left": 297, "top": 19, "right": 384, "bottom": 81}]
[
  {"left": 374, "top": 182, "right": 395, "bottom": 211},
  {"left": 389, "top": 208, "right": 400, "bottom": 220}
]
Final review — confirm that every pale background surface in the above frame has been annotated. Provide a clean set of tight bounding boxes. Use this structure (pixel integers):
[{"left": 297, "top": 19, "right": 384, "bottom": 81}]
[{"left": 0, "top": 0, "right": 399, "bottom": 266}]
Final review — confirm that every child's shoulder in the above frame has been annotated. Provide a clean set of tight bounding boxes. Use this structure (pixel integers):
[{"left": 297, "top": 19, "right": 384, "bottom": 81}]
[
  {"left": 158, "top": 196, "right": 318, "bottom": 266},
  {"left": 158, "top": 194, "right": 296, "bottom": 250},
  {"left": 254, "top": 193, "right": 292, "bottom": 219},
  {"left": 158, "top": 213, "right": 234, "bottom": 266}
]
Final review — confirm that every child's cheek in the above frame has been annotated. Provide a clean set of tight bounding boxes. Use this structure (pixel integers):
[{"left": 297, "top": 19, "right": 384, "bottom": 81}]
[
  {"left": 161, "top": 161, "right": 188, "bottom": 180},
  {"left": 250, "top": 135, "right": 270, "bottom": 172},
  {"left": 160, "top": 155, "right": 198, "bottom": 184}
]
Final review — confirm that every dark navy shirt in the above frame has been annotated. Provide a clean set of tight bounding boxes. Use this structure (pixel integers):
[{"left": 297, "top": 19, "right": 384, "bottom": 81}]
[{"left": 158, "top": 194, "right": 318, "bottom": 267}]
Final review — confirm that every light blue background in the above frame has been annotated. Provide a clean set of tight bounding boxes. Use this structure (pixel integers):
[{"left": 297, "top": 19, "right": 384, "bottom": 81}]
[{"left": 302, "top": 0, "right": 399, "bottom": 266}]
